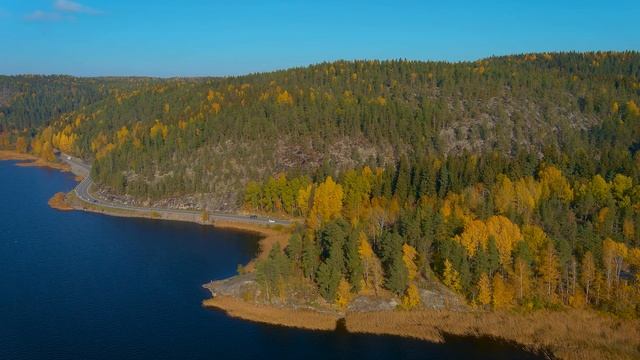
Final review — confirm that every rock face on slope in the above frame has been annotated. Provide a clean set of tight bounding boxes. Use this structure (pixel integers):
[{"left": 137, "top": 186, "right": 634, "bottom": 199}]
[{"left": 203, "top": 273, "right": 468, "bottom": 314}]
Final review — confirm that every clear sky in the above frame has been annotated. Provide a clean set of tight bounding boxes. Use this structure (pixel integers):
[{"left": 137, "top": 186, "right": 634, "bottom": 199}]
[{"left": 1, "top": 0, "right": 639, "bottom": 77}]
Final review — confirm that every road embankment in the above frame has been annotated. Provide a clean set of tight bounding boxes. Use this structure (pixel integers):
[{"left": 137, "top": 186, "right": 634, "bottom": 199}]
[{"left": 63, "top": 190, "right": 294, "bottom": 267}]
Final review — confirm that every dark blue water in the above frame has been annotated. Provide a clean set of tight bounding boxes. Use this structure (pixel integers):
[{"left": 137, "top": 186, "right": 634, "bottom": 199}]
[{"left": 0, "top": 161, "right": 541, "bottom": 360}]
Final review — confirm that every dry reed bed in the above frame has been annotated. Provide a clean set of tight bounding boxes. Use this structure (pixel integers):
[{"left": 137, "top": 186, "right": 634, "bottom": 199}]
[
  {"left": 203, "top": 296, "right": 339, "bottom": 331},
  {"left": 346, "top": 309, "right": 640, "bottom": 360}
]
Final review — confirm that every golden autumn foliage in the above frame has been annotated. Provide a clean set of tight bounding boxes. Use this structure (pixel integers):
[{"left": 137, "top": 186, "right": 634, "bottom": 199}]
[
  {"left": 602, "top": 238, "right": 628, "bottom": 295},
  {"left": 457, "top": 219, "right": 489, "bottom": 257},
  {"left": 623, "top": 217, "right": 635, "bottom": 240},
  {"left": 539, "top": 165, "right": 574, "bottom": 202},
  {"left": 443, "top": 259, "right": 462, "bottom": 292},
  {"left": 612, "top": 101, "right": 620, "bottom": 114},
  {"left": 513, "top": 257, "right": 532, "bottom": 301},
  {"left": 627, "top": 99, "right": 640, "bottom": 117},
  {"left": 612, "top": 174, "right": 633, "bottom": 203},
  {"left": 588, "top": 174, "right": 611, "bottom": 203},
  {"left": 455, "top": 215, "right": 522, "bottom": 265},
  {"left": 492, "top": 274, "right": 513, "bottom": 309},
  {"left": 31, "top": 138, "right": 42, "bottom": 156},
  {"left": 39, "top": 141, "right": 55, "bottom": 161},
  {"left": 15, "top": 136, "right": 27, "bottom": 153},
  {"left": 296, "top": 184, "right": 312, "bottom": 217},
  {"left": 401, "top": 283, "right": 421, "bottom": 309},
  {"left": 440, "top": 191, "right": 476, "bottom": 225},
  {"left": 486, "top": 215, "right": 523, "bottom": 266},
  {"left": 276, "top": 90, "right": 293, "bottom": 105},
  {"left": 307, "top": 176, "right": 343, "bottom": 229},
  {"left": 336, "top": 278, "right": 352, "bottom": 309},
  {"left": 358, "top": 232, "right": 382, "bottom": 292},
  {"left": 372, "top": 96, "right": 386, "bottom": 106},
  {"left": 402, "top": 243, "right": 418, "bottom": 281},
  {"left": 150, "top": 121, "right": 169, "bottom": 140},
  {"left": 477, "top": 272, "right": 492, "bottom": 307},
  {"left": 39, "top": 126, "right": 54, "bottom": 143},
  {"left": 51, "top": 124, "right": 78, "bottom": 154},
  {"left": 539, "top": 241, "right": 560, "bottom": 301},
  {"left": 116, "top": 126, "right": 129, "bottom": 144},
  {"left": 522, "top": 224, "right": 549, "bottom": 265},
  {"left": 514, "top": 177, "right": 541, "bottom": 218},
  {"left": 493, "top": 175, "right": 515, "bottom": 215},
  {"left": 95, "top": 143, "right": 115, "bottom": 160},
  {"left": 91, "top": 133, "right": 108, "bottom": 153}
]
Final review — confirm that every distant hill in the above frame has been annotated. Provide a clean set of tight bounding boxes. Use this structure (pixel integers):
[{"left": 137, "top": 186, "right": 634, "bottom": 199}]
[{"left": 0, "top": 75, "right": 155, "bottom": 130}]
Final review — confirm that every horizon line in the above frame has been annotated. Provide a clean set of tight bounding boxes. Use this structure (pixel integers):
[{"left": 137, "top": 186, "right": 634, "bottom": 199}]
[{"left": 2, "top": 49, "right": 638, "bottom": 79}]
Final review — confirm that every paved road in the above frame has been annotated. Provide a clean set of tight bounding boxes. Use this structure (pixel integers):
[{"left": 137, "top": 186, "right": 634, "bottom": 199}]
[{"left": 59, "top": 154, "right": 291, "bottom": 226}]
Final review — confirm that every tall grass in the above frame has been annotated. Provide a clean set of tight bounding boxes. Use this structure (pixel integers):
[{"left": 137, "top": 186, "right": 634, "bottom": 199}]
[{"left": 346, "top": 309, "right": 640, "bottom": 360}]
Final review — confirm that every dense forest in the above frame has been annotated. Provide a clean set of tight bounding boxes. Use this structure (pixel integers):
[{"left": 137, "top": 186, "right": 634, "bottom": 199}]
[
  {"left": 0, "top": 75, "right": 151, "bottom": 131},
  {"left": 248, "top": 162, "right": 640, "bottom": 316},
  {"left": 1, "top": 51, "right": 640, "bottom": 316},
  {"left": 3, "top": 51, "right": 638, "bottom": 209}
]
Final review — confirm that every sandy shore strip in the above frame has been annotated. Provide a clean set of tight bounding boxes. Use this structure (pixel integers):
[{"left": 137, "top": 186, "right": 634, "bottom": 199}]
[{"left": 0, "top": 150, "right": 71, "bottom": 172}]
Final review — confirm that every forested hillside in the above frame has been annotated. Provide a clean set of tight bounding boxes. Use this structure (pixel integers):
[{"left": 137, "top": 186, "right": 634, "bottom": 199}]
[
  {"left": 0, "top": 75, "right": 153, "bottom": 131},
  {"left": 2, "top": 51, "right": 640, "bottom": 319},
  {"left": 14, "top": 51, "right": 639, "bottom": 210}
]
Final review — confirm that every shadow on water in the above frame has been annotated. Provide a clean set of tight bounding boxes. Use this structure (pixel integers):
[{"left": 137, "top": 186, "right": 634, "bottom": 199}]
[
  {"left": 335, "top": 317, "right": 348, "bottom": 332},
  {"left": 207, "top": 306, "right": 548, "bottom": 360}
]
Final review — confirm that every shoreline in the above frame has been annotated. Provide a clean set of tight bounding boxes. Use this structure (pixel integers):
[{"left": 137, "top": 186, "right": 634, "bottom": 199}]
[
  {"left": 203, "top": 296, "right": 340, "bottom": 331},
  {"left": 203, "top": 294, "right": 640, "bottom": 360},
  {"left": 0, "top": 154, "right": 290, "bottom": 264},
  {"left": 0, "top": 150, "right": 71, "bottom": 172},
  {"left": 48, "top": 192, "right": 74, "bottom": 211},
  {"left": 62, "top": 190, "right": 291, "bottom": 260},
  {"left": 9, "top": 155, "right": 639, "bottom": 360}
]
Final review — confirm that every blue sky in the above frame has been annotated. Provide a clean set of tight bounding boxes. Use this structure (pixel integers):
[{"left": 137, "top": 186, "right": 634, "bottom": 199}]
[{"left": 1, "top": 0, "right": 639, "bottom": 77}]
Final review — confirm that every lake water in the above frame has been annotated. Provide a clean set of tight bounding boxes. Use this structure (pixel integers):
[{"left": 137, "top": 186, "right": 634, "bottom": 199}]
[{"left": 0, "top": 161, "right": 542, "bottom": 359}]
